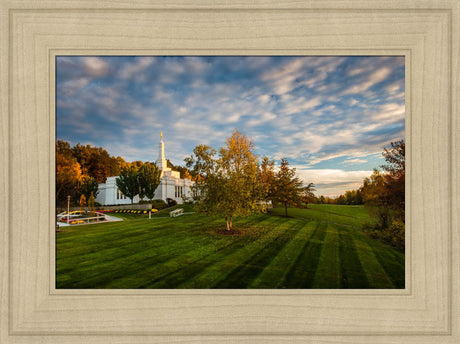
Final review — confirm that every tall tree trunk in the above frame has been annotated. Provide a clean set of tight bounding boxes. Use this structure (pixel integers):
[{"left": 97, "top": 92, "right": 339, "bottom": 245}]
[{"left": 284, "top": 202, "right": 288, "bottom": 217}]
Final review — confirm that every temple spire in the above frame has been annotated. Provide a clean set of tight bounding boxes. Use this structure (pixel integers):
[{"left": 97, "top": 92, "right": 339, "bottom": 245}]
[{"left": 157, "top": 131, "right": 170, "bottom": 173}]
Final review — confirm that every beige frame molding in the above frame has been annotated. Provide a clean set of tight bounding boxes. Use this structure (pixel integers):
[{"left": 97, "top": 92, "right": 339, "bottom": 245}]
[{"left": 0, "top": 1, "right": 458, "bottom": 343}]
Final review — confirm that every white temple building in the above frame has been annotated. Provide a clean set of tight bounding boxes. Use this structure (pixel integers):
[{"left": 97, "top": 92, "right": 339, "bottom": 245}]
[{"left": 96, "top": 133, "right": 194, "bottom": 206}]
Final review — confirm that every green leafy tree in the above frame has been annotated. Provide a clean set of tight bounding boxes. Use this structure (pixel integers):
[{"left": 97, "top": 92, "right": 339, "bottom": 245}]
[
  {"left": 138, "top": 163, "right": 161, "bottom": 202},
  {"left": 185, "top": 130, "right": 261, "bottom": 231},
  {"left": 273, "top": 158, "right": 304, "bottom": 217},
  {"left": 115, "top": 166, "right": 139, "bottom": 205}
]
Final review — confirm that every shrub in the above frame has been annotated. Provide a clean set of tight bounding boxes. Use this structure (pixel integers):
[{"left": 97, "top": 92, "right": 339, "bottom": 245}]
[
  {"left": 366, "top": 220, "right": 404, "bottom": 252},
  {"left": 151, "top": 199, "right": 168, "bottom": 210},
  {"left": 166, "top": 198, "right": 177, "bottom": 207}
]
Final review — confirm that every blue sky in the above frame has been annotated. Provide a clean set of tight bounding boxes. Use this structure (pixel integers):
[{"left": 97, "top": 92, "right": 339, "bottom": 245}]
[{"left": 56, "top": 56, "right": 405, "bottom": 197}]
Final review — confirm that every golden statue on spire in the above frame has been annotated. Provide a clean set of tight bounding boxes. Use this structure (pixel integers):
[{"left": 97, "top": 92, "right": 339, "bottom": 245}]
[{"left": 160, "top": 131, "right": 163, "bottom": 140}]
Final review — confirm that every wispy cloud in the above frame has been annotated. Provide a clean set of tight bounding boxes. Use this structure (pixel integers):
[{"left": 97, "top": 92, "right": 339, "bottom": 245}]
[
  {"left": 83, "top": 57, "right": 110, "bottom": 77},
  {"left": 118, "top": 56, "right": 155, "bottom": 79}
]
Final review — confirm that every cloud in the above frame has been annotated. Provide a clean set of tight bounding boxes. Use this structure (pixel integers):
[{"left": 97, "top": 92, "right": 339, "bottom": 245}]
[
  {"left": 83, "top": 57, "right": 110, "bottom": 77},
  {"left": 246, "top": 112, "right": 277, "bottom": 127},
  {"left": 118, "top": 56, "right": 155, "bottom": 79},
  {"left": 281, "top": 96, "right": 321, "bottom": 115},
  {"left": 60, "top": 77, "right": 90, "bottom": 95},
  {"left": 341, "top": 67, "right": 392, "bottom": 95},
  {"left": 342, "top": 158, "right": 368, "bottom": 164},
  {"left": 295, "top": 168, "right": 372, "bottom": 197}
]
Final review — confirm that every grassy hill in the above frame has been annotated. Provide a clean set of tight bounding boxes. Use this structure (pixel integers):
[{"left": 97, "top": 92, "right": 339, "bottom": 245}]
[{"left": 56, "top": 205, "right": 404, "bottom": 289}]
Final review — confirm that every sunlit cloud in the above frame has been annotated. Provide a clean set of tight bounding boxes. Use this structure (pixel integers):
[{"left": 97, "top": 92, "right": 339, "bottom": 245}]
[
  {"left": 118, "top": 56, "right": 155, "bottom": 79},
  {"left": 83, "top": 57, "right": 110, "bottom": 77}
]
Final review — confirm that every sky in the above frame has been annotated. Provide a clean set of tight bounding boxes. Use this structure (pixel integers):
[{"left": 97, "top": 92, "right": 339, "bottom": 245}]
[{"left": 56, "top": 56, "right": 405, "bottom": 197}]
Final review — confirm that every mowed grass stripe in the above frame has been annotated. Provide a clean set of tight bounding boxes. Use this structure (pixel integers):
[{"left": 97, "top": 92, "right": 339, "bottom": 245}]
[
  {"left": 112, "top": 216, "right": 282, "bottom": 288},
  {"left": 352, "top": 235, "right": 394, "bottom": 288},
  {"left": 249, "top": 221, "right": 317, "bottom": 288},
  {"left": 281, "top": 221, "right": 326, "bottom": 288},
  {"left": 57, "top": 215, "right": 261, "bottom": 260},
  {"left": 214, "top": 220, "right": 307, "bottom": 288},
  {"left": 311, "top": 224, "right": 341, "bottom": 288},
  {"left": 269, "top": 207, "right": 365, "bottom": 229},
  {"left": 56, "top": 221, "right": 219, "bottom": 271},
  {"left": 176, "top": 217, "right": 297, "bottom": 288},
  {"left": 370, "top": 243, "right": 405, "bottom": 288},
  {"left": 338, "top": 230, "right": 368, "bottom": 288},
  {"left": 57, "top": 216, "right": 278, "bottom": 288},
  {"left": 56, "top": 214, "right": 266, "bottom": 264},
  {"left": 57, "top": 232, "right": 219, "bottom": 288},
  {"left": 145, "top": 216, "right": 286, "bottom": 288},
  {"left": 56, "top": 216, "right": 222, "bottom": 249},
  {"left": 75, "top": 233, "right": 244, "bottom": 289}
]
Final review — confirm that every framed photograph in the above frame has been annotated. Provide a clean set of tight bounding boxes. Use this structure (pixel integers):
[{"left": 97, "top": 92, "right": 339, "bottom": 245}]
[
  {"left": 1, "top": 1, "right": 458, "bottom": 343},
  {"left": 54, "top": 55, "right": 406, "bottom": 290}
]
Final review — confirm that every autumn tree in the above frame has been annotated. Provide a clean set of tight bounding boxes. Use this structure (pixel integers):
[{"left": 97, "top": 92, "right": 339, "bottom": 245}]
[
  {"left": 272, "top": 158, "right": 304, "bottom": 217},
  {"left": 115, "top": 166, "right": 139, "bottom": 205},
  {"left": 80, "top": 175, "right": 99, "bottom": 203},
  {"left": 138, "top": 163, "right": 161, "bottom": 202},
  {"left": 302, "top": 182, "right": 316, "bottom": 208},
  {"left": 381, "top": 140, "right": 405, "bottom": 223},
  {"left": 72, "top": 143, "right": 120, "bottom": 183},
  {"left": 88, "top": 191, "right": 95, "bottom": 215},
  {"left": 79, "top": 194, "right": 86, "bottom": 212},
  {"left": 258, "top": 156, "right": 276, "bottom": 202},
  {"left": 362, "top": 140, "right": 405, "bottom": 229},
  {"left": 361, "top": 170, "right": 391, "bottom": 228},
  {"left": 56, "top": 141, "right": 82, "bottom": 205},
  {"left": 185, "top": 130, "right": 262, "bottom": 232}
]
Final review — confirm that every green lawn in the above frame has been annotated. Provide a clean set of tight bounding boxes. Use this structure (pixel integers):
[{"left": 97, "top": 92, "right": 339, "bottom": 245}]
[{"left": 56, "top": 205, "right": 404, "bottom": 289}]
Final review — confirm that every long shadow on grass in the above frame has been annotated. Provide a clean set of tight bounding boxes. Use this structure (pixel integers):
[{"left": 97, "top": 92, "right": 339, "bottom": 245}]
[
  {"left": 56, "top": 215, "right": 234, "bottom": 263},
  {"left": 59, "top": 217, "right": 274, "bottom": 288},
  {"left": 370, "top": 244, "right": 405, "bottom": 288},
  {"left": 281, "top": 221, "right": 327, "bottom": 288},
  {"left": 214, "top": 220, "right": 308, "bottom": 288},
  {"left": 56, "top": 219, "right": 221, "bottom": 275},
  {"left": 56, "top": 216, "right": 244, "bottom": 287},
  {"left": 338, "top": 230, "right": 368, "bottom": 288},
  {"left": 139, "top": 216, "right": 286, "bottom": 289}
]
